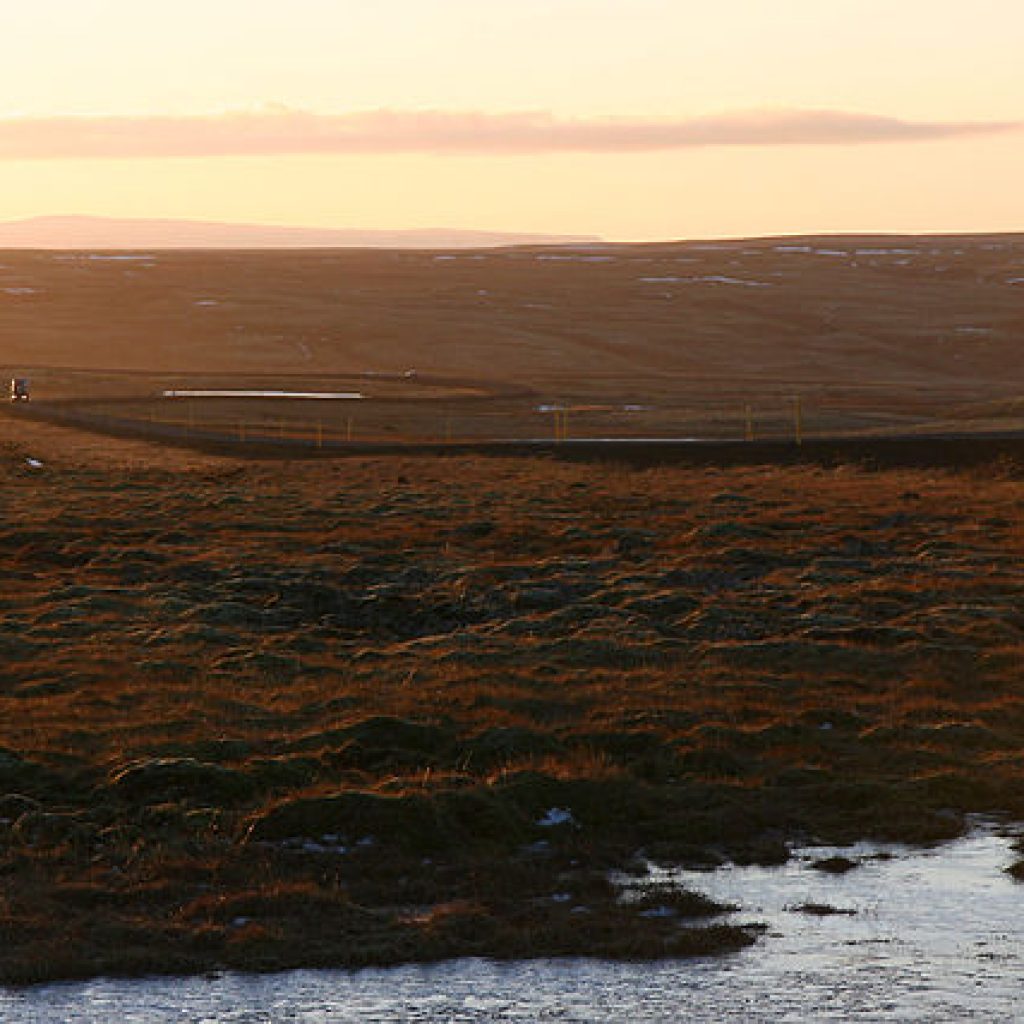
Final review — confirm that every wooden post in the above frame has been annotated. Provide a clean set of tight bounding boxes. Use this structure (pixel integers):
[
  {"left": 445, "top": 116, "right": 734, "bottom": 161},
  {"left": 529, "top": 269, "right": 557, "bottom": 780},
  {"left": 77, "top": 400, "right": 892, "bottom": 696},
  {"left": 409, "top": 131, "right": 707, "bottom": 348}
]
[
  {"left": 444, "top": 416, "right": 452, "bottom": 444},
  {"left": 562, "top": 408, "right": 569, "bottom": 440},
  {"left": 347, "top": 417, "right": 353, "bottom": 442},
  {"left": 239, "top": 420, "right": 246, "bottom": 442},
  {"left": 316, "top": 419, "right": 323, "bottom": 450},
  {"left": 744, "top": 405, "right": 754, "bottom": 442},
  {"left": 793, "top": 396, "right": 803, "bottom": 446}
]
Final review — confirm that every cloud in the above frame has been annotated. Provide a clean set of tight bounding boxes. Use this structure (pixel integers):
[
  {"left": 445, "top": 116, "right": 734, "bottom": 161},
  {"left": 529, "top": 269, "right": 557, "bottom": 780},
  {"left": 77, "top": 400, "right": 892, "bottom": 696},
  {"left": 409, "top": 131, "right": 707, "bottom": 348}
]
[{"left": 0, "top": 107, "right": 1017, "bottom": 159}]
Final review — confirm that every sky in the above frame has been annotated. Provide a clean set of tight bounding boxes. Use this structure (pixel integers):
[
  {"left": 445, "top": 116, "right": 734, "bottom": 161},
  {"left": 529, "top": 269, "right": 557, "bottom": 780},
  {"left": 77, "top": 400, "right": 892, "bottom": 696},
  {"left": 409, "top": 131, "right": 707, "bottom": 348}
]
[{"left": 0, "top": 0, "right": 1021, "bottom": 240}]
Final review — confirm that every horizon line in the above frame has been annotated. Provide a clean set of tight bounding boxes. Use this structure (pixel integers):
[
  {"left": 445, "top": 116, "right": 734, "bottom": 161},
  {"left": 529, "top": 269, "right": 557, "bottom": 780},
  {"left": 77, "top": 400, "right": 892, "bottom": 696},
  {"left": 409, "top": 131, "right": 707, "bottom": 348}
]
[{"left": 1, "top": 213, "right": 1023, "bottom": 250}]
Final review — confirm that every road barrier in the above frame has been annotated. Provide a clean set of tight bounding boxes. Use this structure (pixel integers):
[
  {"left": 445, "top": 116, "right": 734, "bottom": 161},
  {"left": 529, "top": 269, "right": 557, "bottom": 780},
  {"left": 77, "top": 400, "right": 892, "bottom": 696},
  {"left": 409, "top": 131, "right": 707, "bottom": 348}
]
[{"left": 9, "top": 399, "right": 1024, "bottom": 470}]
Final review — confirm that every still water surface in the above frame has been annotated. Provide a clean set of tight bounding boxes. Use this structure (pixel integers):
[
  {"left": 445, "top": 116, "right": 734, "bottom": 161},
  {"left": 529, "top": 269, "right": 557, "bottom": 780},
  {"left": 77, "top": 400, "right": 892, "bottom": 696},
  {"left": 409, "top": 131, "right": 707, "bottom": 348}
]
[{"left": 3, "top": 827, "right": 1021, "bottom": 1022}]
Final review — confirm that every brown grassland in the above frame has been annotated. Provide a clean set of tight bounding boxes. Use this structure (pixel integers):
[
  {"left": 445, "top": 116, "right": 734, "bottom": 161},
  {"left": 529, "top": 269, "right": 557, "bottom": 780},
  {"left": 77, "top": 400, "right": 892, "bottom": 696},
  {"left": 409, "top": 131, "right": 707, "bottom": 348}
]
[
  {"left": 3, "top": 233, "right": 1024, "bottom": 438},
  {"left": 2, "top": 236, "right": 1024, "bottom": 983},
  {"left": 2, "top": 414, "right": 1024, "bottom": 983}
]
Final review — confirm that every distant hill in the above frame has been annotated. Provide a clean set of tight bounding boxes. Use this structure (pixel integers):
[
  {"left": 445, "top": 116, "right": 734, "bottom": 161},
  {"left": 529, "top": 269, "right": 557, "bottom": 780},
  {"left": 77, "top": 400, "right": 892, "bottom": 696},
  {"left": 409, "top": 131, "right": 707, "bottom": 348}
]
[{"left": 0, "top": 215, "right": 603, "bottom": 250}]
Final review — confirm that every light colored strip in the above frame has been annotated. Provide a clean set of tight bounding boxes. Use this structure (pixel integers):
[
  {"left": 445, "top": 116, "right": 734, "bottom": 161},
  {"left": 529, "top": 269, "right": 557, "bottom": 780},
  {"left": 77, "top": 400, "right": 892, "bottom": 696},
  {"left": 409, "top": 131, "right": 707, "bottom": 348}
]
[{"left": 163, "top": 390, "right": 364, "bottom": 400}]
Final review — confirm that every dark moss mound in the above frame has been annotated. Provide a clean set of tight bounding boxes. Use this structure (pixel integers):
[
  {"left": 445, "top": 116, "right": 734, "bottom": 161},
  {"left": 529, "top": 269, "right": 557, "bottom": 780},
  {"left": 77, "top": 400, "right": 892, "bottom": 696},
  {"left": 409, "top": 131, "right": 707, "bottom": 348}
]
[
  {"left": 1004, "top": 859, "right": 1024, "bottom": 881},
  {"left": 245, "top": 787, "right": 529, "bottom": 853},
  {"left": 404, "top": 901, "right": 755, "bottom": 963},
  {"left": 12, "top": 809, "right": 93, "bottom": 849},
  {"left": 244, "top": 755, "right": 326, "bottom": 792},
  {"left": 0, "top": 747, "right": 64, "bottom": 798},
  {"left": 811, "top": 855, "right": 858, "bottom": 874},
  {"left": 492, "top": 771, "right": 642, "bottom": 826},
  {"left": 791, "top": 903, "right": 857, "bottom": 916},
  {"left": 144, "top": 738, "right": 252, "bottom": 763},
  {"left": 108, "top": 758, "right": 253, "bottom": 805},
  {"left": 0, "top": 792, "right": 41, "bottom": 821},
  {"left": 630, "top": 886, "right": 732, "bottom": 918},
  {"left": 288, "top": 716, "right": 456, "bottom": 771},
  {"left": 730, "top": 837, "right": 791, "bottom": 866},
  {"left": 463, "top": 726, "right": 562, "bottom": 766}
]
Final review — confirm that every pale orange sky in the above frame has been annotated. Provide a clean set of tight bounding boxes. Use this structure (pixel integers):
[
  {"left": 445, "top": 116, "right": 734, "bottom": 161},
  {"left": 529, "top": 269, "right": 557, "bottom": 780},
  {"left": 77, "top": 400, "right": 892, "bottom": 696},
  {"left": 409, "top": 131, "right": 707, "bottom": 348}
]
[{"left": 0, "top": 0, "right": 1021, "bottom": 239}]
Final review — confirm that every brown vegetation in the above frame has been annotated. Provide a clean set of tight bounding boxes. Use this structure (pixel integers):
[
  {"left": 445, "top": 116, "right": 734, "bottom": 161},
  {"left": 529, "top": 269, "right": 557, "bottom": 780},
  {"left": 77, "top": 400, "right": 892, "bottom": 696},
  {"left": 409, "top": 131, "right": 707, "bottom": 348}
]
[
  {"left": 4, "top": 235, "right": 1024, "bottom": 439},
  {"left": 1, "top": 412, "right": 1023, "bottom": 982}
]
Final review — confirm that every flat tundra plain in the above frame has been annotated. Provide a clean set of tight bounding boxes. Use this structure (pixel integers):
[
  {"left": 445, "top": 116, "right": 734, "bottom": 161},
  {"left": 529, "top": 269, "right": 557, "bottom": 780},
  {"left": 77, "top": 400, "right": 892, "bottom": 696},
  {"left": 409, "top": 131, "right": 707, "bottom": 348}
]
[
  {"left": 3, "top": 233, "right": 1024, "bottom": 439},
  {"left": 1, "top": 235, "right": 1024, "bottom": 982}
]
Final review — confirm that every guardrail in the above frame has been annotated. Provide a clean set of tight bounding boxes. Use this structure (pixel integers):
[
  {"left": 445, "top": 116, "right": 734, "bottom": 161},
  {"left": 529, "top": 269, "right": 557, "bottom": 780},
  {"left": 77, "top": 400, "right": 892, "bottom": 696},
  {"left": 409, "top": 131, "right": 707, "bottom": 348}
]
[{"left": 9, "top": 400, "right": 1024, "bottom": 470}]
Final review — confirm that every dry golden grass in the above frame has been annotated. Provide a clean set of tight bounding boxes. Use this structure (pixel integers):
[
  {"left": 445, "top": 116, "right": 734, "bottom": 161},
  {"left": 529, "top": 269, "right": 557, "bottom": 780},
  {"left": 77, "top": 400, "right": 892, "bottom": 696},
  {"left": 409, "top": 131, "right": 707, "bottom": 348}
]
[{"left": 0, "top": 413, "right": 1023, "bottom": 980}]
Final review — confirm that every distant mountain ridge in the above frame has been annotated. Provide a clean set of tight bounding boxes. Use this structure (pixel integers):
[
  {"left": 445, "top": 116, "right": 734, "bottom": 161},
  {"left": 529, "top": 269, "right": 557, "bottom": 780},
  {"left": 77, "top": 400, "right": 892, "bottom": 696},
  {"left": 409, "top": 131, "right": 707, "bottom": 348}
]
[{"left": 0, "top": 215, "right": 603, "bottom": 250}]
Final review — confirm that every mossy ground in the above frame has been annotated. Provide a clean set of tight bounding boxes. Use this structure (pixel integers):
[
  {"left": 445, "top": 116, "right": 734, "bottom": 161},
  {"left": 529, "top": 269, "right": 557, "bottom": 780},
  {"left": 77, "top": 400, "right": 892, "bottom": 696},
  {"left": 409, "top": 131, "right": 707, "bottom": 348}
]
[{"left": 2, "top": 417, "right": 1023, "bottom": 983}]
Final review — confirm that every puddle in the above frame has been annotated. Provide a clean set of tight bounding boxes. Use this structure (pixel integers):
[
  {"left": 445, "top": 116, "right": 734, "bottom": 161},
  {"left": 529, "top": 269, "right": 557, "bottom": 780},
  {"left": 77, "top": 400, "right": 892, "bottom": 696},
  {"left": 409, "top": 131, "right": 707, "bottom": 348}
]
[{"left": 3, "top": 826, "right": 1021, "bottom": 1022}]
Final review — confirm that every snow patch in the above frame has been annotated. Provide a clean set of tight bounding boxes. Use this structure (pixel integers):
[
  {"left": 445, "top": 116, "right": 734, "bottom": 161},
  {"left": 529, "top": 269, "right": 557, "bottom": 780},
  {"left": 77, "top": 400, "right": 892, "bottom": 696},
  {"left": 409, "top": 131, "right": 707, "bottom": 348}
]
[
  {"left": 537, "top": 807, "right": 576, "bottom": 828},
  {"left": 54, "top": 253, "right": 156, "bottom": 262},
  {"left": 687, "top": 275, "right": 771, "bottom": 288},
  {"left": 854, "top": 248, "right": 918, "bottom": 256},
  {"left": 535, "top": 254, "right": 614, "bottom": 262}
]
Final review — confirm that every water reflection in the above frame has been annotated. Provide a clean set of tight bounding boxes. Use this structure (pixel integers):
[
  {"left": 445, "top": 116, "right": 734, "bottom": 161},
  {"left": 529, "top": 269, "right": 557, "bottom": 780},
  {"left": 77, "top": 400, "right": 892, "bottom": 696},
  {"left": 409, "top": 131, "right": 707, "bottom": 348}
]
[{"left": 3, "top": 826, "right": 1021, "bottom": 1022}]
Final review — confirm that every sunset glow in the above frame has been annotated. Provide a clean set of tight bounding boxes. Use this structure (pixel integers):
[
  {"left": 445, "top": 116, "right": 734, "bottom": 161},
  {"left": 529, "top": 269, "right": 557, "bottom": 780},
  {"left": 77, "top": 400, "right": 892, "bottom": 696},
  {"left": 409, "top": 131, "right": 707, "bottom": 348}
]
[{"left": 2, "top": 0, "right": 1022, "bottom": 240}]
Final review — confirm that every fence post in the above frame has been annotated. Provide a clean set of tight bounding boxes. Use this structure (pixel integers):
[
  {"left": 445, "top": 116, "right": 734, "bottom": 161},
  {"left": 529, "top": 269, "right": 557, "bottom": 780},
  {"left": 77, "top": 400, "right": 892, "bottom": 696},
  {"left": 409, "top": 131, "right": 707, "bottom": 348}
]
[
  {"left": 793, "top": 396, "right": 803, "bottom": 446},
  {"left": 744, "top": 404, "right": 754, "bottom": 441},
  {"left": 347, "top": 417, "right": 353, "bottom": 442},
  {"left": 316, "top": 418, "right": 323, "bottom": 450}
]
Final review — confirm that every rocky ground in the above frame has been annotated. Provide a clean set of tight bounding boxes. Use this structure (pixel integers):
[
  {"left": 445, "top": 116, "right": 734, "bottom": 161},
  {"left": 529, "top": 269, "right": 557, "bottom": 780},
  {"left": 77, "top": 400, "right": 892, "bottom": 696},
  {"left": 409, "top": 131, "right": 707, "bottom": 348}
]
[{"left": 1, "top": 417, "right": 1023, "bottom": 983}]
